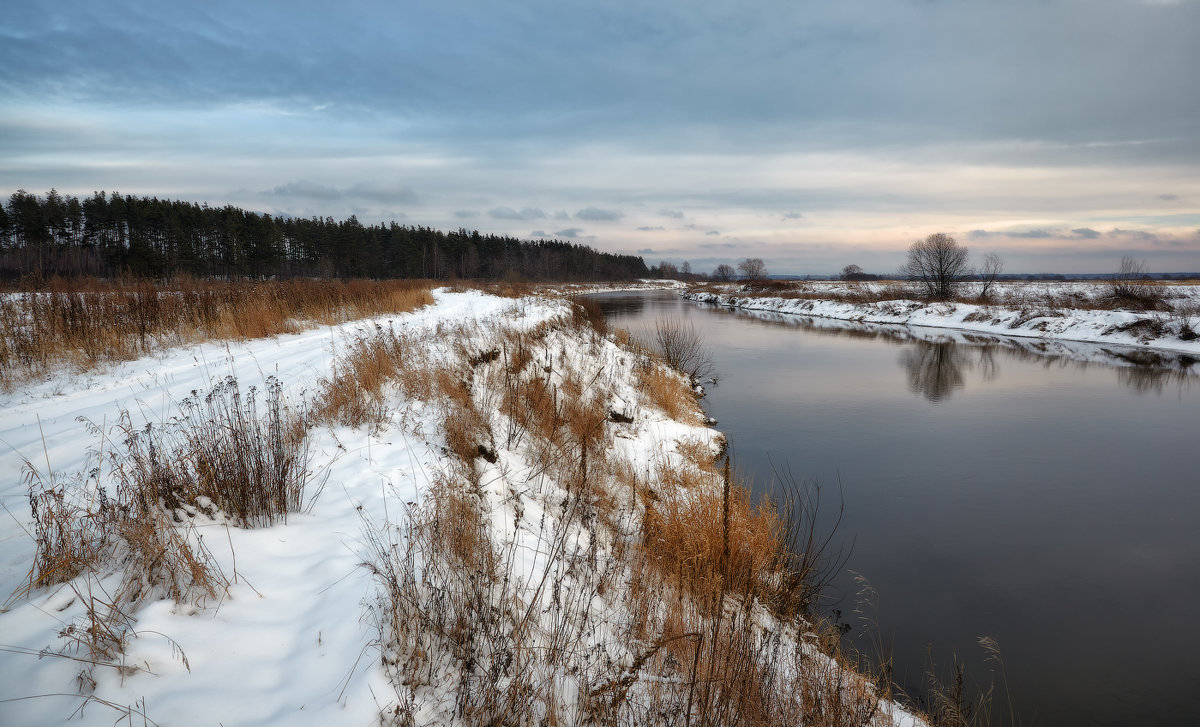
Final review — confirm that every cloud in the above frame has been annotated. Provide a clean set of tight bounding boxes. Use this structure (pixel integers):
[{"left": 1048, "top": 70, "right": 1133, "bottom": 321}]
[
  {"left": 705, "top": 230, "right": 721, "bottom": 236},
  {"left": 637, "top": 226, "right": 665, "bottom": 231},
  {"left": 1109, "top": 228, "right": 1159, "bottom": 243},
  {"left": 5, "top": 0, "right": 1200, "bottom": 279},
  {"left": 554, "top": 227, "right": 583, "bottom": 238},
  {"left": 488, "top": 206, "right": 546, "bottom": 220},
  {"left": 4, "top": 0, "right": 1199, "bottom": 173},
  {"left": 266, "top": 180, "right": 342, "bottom": 200},
  {"left": 1007, "top": 229, "right": 1053, "bottom": 239},
  {"left": 972, "top": 227, "right": 1105, "bottom": 241},
  {"left": 637, "top": 248, "right": 658, "bottom": 255},
  {"left": 530, "top": 230, "right": 548, "bottom": 237},
  {"left": 345, "top": 182, "right": 419, "bottom": 205},
  {"left": 575, "top": 207, "right": 623, "bottom": 221},
  {"left": 263, "top": 180, "right": 418, "bottom": 206}
]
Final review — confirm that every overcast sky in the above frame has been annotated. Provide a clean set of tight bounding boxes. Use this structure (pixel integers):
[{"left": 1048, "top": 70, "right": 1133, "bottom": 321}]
[{"left": 3, "top": 0, "right": 1199, "bottom": 273}]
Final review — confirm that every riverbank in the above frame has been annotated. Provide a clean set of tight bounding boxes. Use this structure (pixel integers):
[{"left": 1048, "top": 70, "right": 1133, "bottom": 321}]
[
  {"left": 683, "top": 281, "right": 1200, "bottom": 359},
  {"left": 599, "top": 287, "right": 1200, "bottom": 725},
  {"left": 0, "top": 286, "right": 921, "bottom": 726}
]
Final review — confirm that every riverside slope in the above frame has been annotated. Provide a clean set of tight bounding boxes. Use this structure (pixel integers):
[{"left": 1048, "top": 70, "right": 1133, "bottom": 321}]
[{"left": 0, "top": 288, "right": 922, "bottom": 726}]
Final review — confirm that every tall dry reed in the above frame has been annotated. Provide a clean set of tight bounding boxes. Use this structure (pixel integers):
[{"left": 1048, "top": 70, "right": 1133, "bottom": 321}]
[{"left": 0, "top": 277, "right": 433, "bottom": 390}]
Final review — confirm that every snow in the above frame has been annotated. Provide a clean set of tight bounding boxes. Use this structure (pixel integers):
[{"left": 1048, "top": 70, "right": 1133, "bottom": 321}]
[
  {"left": 0, "top": 289, "right": 534, "bottom": 725},
  {"left": 684, "top": 282, "right": 1200, "bottom": 359},
  {"left": 0, "top": 287, "right": 921, "bottom": 726}
]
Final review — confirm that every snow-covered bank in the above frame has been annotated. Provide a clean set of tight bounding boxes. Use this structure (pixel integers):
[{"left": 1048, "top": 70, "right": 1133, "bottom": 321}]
[
  {"left": 0, "top": 288, "right": 921, "bottom": 726},
  {"left": 683, "top": 285, "right": 1200, "bottom": 359},
  {"left": 0, "top": 289, "right": 535, "bottom": 725}
]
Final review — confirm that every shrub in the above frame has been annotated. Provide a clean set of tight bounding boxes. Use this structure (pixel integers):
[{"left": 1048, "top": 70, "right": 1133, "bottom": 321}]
[
  {"left": 652, "top": 317, "right": 713, "bottom": 381},
  {"left": 1107, "top": 257, "right": 1166, "bottom": 311}
]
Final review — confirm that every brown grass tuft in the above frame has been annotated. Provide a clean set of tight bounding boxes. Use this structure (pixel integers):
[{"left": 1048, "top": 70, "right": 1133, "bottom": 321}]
[
  {"left": 109, "top": 376, "right": 312, "bottom": 527},
  {"left": 638, "top": 361, "right": 698, "bottom": 421},
  {"left": 570, "top": 295, "right": 609, "bottom": 335},
  {"left": 643, "top": 478, "right": 782, "bottom": 603}
]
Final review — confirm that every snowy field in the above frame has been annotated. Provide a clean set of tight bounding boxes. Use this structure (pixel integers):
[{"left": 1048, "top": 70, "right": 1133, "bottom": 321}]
[
  {"left": 0, "top": 290, "right": 540, "bottom": 725},
  {"left": 684, "top": 281, "right": 1200, "bottom": 358},
  {"left": 0, "top": 288, "right": 920, "bottom": 726}
]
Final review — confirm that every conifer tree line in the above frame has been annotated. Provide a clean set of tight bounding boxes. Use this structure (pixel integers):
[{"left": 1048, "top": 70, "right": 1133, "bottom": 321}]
[{"left": 0, "top": 189, "right": 650, "bottom": 282}]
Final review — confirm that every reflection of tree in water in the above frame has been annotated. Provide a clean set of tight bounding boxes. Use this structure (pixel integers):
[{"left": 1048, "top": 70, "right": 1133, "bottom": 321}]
[
  {"left": 1117, "top": 366, "right": 1194, "bottom": 395},
  {"left": 900, "top": 341, "right": 971, "bottom": 402},
  {"left": 976, "top": 345, "right": 999, "bottom": 382},
  {"left": 1104, "top": 348, "right": 1197, "bottom": 395}
]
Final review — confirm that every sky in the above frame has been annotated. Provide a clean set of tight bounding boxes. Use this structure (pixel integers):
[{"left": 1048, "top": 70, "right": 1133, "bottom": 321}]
[{"left": 2, "top": 0, "right": 1199, "bottom": 275}]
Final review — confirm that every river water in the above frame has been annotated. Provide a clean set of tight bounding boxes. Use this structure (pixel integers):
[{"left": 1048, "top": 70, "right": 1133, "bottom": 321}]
[{"left": 593, "top": 290, "right": 1200, "bottom": 726}]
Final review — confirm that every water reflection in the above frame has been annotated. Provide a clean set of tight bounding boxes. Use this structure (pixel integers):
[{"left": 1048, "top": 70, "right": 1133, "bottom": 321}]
[
  {"left": 1116, "top": 365, "right": 1195, "bottom": 395},
  {"left": 900, "top": 342, "right": 967, "bottom": 402},
  {"left": 699, "top": 302, "right": 1200, "bottom": 399}
]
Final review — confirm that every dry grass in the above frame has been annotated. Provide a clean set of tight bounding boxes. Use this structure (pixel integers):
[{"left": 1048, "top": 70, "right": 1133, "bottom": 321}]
[
  {"left": 642, "top": 477, "right": 782, "bottom": 603},
  {"left": 570, "top": 295, "right": 609, "bottom": 336},
  {"left": 312, "top": 319, "right": 504, "bottom": 482},
  {"left": 638, "top": 361, "right": 698, "bottom": 421},
  {"left": 595, "top": 553, "right": 889, "bottom": 726},
  {"left": 466, "top": 280, "right": 541, "bottom": 299},
  {"left": 355, "top": 302, "right": 895, "bottom": 726},
  {"left": 312, "top": 325, "right": 414, "bottom": 428},
  {"left": 21, "top": 373, "right": 311, "bottom": 596},
  {"left": 15, "top": 373, "right": 319, "bottom": 692},
  {"left": 23, "top": 479, "right": 110, "bottom": 592},
  {"left": 0, "top": 277, "right": 434, "bottom": 391},
  {"left": 675, "top": 436, "right": 723, "bottom": 475},
  {"left": 917, "top": 637, "right": 1020, "bottom": 727},
  {"left": 19, "top": 467, "right": 224, "bottom": 692},
  {"left": 108, "top": 375, "right": 312, "bottom": 527}
]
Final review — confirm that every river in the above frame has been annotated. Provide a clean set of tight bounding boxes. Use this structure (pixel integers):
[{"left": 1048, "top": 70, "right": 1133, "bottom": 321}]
[{"left": 594, "top": 289, "right": 1200, "bottom": 726}]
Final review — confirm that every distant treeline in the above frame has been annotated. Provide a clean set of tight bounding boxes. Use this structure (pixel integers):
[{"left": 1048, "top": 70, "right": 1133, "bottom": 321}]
[{"left": 0, "top": 189, "right": 649, "bottom": 282}]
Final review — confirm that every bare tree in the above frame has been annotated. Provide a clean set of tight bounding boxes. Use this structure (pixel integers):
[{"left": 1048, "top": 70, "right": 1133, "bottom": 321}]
[
  {"left": 978, "top": 253, "right": 1004, "bottom": 300},
  {"left": 737, "top": 257, "right": 768, "bottom": 281},
  {"left": 712, "top": 263, "right": 736, "bottom": 282},
  {"left": 900, "top": 233, "right": 969, "bottom": 300},
  {"left": 653, "top": 318, "right": 714, "bottom": 381}
]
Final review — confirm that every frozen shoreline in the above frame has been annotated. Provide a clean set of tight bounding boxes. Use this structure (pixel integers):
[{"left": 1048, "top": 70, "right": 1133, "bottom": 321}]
[{"left": 682, "top": 284, "right": 1200, "bottom": 360}]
